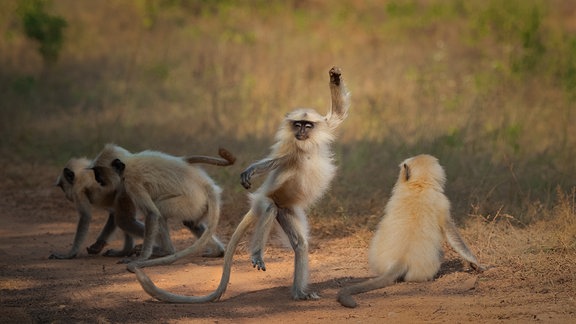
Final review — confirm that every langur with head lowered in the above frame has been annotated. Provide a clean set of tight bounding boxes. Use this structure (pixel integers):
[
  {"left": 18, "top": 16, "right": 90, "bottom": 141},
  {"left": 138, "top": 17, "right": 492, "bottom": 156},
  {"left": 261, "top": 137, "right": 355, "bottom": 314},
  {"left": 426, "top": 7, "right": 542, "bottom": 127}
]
[
  {"left": 50, "top": 155, "right": 137, "bottom": 260},
  {"left": 50, "top": 147, "right": 234, "bottom": 261},
  {"left": 89, "top": 146, "right": 235, "bottom": 267},
  {"left": 337, "top": 154, "right": 484, "bottom": 308},
  {"left": 133, "top": 66, "right": 351, "bottom": 302}
]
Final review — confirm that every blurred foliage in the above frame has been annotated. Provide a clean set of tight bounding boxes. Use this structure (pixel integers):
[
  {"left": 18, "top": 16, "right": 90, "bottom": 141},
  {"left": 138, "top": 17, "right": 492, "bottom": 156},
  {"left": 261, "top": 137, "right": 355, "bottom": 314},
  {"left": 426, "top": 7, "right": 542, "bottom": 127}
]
[
  {"left": 0, "top": 0, "right": 574, "bottom": 225},
  {"left": 17, "top": 0, "right": 67, "bottom": 66}
]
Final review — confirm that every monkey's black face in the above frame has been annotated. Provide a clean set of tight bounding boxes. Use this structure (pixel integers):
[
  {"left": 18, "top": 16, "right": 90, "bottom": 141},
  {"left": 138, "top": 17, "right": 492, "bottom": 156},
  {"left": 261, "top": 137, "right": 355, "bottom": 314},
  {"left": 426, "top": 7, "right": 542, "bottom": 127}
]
[
  {"left": 292, "top": 120, "right": 314, "bottom": 140},
  {"left": 91, "top": 166, "right": 107, "bottom": 186}
]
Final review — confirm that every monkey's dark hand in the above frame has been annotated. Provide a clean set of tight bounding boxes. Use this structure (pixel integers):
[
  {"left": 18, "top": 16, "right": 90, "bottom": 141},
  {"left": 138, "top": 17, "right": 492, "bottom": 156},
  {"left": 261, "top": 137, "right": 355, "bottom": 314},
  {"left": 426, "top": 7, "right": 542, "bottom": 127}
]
[
  {"left": 329, "top": 66, "right": 342, "bottom": 86},
  {"left": 86, "top": 239, "right": 107, "bottom": 254},
  {"left": 240, "top": 167, "right": 255, "bottom": 189},
  {"left": 470, "top": 262, "right": 487, "bottom": 273}
]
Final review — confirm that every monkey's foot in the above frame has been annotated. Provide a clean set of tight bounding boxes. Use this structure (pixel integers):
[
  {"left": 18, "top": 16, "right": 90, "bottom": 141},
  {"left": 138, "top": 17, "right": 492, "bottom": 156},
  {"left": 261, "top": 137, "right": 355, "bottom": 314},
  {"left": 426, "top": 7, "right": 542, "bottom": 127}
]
[
  {"left": 470, "top": 262, "right": 487, "bottom": 273},
  {"left": 48, "top": 252, "right": 77, "bottom": 260},
  {"left": 337, "top": 292, "right": 358, "bottom": 308},
  {"left": 293, "top": 290, "right": 320, "bottom": 301},
  {"left": 86, "top": 239, "right": 107, "bottom": 254},
  {"left": 202, "top": 246, "right": 225, "bottom": 258},
  {"left": 131, "top": 244, "right": 172, "bottom": 257},
  {"left": 329, "top": 66, "right": 342, "bottom": 86},
  {"left": 104, "top": 248, "right": 134, "bottom": 258},
  {"left": 251, "top": 253, "right": 267, "bottom": 271}
]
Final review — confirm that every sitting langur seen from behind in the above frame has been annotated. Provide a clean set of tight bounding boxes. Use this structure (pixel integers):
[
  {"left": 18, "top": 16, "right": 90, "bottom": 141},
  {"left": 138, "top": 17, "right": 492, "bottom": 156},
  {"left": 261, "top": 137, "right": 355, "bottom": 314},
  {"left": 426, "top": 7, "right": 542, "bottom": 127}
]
[
  {"left": 133, "top": 66, "right": 351, "bottom": 302},
  {"left": 88, "top": 146, "right": 235, "bottom": 266},
  {"left": 337, "top": 154, "right": 484, "bottom": 308},
  {"left": 50, "top": 148, "right": 235, "bottom": 260}
]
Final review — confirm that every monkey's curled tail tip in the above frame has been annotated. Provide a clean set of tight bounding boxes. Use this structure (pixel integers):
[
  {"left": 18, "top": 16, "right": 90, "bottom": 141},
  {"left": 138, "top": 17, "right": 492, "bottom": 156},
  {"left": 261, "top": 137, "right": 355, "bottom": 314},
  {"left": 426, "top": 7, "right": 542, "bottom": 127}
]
[
  {"left": 329, "top": 66, "right": 342, "bottom": 86},
  {"left": 218, "top": 147, "right": 236, "bottom": 165}
]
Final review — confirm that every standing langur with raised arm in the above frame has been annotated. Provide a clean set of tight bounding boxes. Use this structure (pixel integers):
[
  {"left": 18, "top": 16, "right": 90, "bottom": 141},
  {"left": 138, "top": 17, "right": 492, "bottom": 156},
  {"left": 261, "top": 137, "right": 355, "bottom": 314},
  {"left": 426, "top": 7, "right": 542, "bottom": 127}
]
[
  {"left": 133, "top": 66, "right": 351, "bottom": 302},
  {"left": 337, "top": 154, "right": 484, "bottom": 308}
]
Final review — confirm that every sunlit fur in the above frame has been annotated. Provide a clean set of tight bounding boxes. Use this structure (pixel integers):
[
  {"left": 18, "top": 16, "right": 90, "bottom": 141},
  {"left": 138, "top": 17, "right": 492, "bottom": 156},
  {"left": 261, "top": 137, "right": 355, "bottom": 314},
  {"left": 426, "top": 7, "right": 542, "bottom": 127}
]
[
  {"left": 338, "top": 154, "right": 482, "bottom": 308},
  {"left": 369, "top": 155, "right": 448, "bottom": 281}
]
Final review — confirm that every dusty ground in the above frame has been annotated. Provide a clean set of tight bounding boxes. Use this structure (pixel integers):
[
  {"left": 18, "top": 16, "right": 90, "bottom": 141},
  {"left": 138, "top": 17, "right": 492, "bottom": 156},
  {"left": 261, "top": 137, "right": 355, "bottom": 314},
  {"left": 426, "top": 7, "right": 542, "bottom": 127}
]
[{"left": 0, "top": 164, "right": 574, "bottom": 323}]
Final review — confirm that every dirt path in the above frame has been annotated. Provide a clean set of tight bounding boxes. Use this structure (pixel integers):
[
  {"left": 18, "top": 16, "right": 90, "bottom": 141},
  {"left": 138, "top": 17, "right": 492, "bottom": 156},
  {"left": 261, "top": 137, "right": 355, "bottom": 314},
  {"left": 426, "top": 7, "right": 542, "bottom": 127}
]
[{"left": 0, "top": 167, "right": 574, "bottom": 323}]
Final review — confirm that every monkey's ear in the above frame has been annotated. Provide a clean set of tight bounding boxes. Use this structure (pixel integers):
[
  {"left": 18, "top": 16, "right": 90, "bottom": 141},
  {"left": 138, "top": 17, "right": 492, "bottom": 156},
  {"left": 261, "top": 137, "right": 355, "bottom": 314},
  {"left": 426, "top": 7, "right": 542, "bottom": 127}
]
[
  {"left": 63, "top": 168, "right": 75, "bottom": 184},
  {"left": 111, "top": 159, "right": 126, "bottom": 175},
  {"left": 403, "top": 163, "right": 410, "bottom": 181}
]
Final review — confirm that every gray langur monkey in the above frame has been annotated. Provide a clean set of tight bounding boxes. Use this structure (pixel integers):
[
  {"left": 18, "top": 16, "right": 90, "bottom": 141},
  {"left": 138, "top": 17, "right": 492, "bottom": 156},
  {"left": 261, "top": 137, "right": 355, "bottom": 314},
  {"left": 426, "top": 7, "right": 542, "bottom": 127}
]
[
  {"left": 50, "top": 148, "right": 234, "bottom": 260},
  {"left": 50, "top": 156, "right": 132, "bottom": 259},
  {"left": 337, "top": 154, "right": 484, "bottom": 308},
  {"left": 132, "top": 66, "right": 351, "bottom": 303},
  {"left": 89, "top": 145, "right": 234, "bottom": 266}
]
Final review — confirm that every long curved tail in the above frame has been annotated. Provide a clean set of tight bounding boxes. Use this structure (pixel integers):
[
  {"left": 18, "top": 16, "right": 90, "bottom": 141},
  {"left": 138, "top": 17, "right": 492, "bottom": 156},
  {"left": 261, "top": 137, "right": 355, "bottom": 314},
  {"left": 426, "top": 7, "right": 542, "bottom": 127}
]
[
  {"left": 127, "top": 184, "right": 222, "bottom": 270},
  {"left": 184, "top": 148, "right": 236, "bottom": 166},
  {"left": 133, "top": 210, "right": 257, "bottom": 303},
  {"left": 337, "top": 262, "right": 406, "bottom": 308}
]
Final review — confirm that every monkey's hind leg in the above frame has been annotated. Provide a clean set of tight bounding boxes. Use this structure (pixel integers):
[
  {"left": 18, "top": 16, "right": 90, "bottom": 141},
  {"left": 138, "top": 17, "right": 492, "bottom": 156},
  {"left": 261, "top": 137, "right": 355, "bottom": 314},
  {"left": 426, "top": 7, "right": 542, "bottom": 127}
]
[
  {"left": 250, "top": 202, "right": 277, "bottom": 271},
  {"left": 276, "top": 209, "right": 318, "bottom": 300},
  {"left": 183, "top": 221, "right": 225, "bottom": 258}
]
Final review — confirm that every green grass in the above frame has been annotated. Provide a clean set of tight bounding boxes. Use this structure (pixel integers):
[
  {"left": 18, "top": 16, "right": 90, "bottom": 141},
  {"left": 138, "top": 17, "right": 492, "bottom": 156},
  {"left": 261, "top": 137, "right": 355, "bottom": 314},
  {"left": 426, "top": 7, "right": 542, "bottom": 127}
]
[{"left": 0, "top": 0, "right": 574, "bottom": 226}]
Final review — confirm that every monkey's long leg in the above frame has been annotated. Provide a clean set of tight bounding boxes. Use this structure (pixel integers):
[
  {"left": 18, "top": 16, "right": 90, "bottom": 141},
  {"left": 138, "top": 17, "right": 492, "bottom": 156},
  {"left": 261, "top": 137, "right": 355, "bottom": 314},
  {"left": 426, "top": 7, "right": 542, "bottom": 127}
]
[
  {"left": 250, "top": 202, "right": 277, "bottom": 271},
  {"left": 184, "top": 222, "right": 225, "bottom": 258},
  {"left": 85, "top": 212, "right": 115, "bottom": 255},
  {"left": 128, "top": 184, "right": 220, "bottom": 269},
  {"left": 276, "top": 209, "right": 317, "bottom": 300},
  {"left": 337, "top": 263, "right": 407, "bottom": 308},
  {"left": 132, "top": 211, "right": 257, "bottom": 303},
  {"left": 49, "top": 201, "right": 93, "bottom": 259}
]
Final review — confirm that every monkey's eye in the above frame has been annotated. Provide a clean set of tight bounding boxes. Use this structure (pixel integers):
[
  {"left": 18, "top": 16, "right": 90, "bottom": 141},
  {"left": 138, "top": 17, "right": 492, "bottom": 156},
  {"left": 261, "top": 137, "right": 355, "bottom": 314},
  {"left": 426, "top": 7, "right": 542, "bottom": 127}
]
[
  {"left": 92, "top": 167, "right": 107, "bottom": 186},
  {"left": 293, "top": 121, "right": 314, "bottom": 129}
]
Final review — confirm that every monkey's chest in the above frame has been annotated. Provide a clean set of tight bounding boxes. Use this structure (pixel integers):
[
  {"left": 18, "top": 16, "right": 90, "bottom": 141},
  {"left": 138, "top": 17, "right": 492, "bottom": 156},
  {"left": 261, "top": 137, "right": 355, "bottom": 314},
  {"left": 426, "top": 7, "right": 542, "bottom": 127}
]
[{"left": 268, "top": 158, "right": 335, "bottom": 208}]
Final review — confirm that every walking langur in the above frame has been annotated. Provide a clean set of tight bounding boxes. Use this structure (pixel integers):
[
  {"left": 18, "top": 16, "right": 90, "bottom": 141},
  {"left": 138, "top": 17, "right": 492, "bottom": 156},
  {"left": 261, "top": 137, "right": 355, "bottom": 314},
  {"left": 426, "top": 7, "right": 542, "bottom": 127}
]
[
  {"left": 337, "top": 154, "right": 484, "bottom": 308},
  {"left": 50, "top": 148, "right": 234, "bottom": 260},
  {"left": 132, "top": 66, "right": 351, "bottom": 302},
  {"left": 89, "top": 145, "right": 233, "bottom": 266}
]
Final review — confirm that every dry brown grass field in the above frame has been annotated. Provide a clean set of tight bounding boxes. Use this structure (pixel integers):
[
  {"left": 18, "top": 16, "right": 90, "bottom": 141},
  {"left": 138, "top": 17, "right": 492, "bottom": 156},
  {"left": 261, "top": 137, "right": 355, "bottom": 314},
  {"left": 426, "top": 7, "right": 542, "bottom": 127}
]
[{"left": 0, "top": 1, "right": 575, "bottom": 322}]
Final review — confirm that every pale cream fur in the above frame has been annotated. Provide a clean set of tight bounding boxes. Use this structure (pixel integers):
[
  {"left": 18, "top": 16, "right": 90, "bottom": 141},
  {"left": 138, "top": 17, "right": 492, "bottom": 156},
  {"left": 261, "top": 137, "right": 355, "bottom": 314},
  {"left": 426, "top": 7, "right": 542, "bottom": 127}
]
[{"left": 338, "top": 154, "right": 482, "bottom": 308}]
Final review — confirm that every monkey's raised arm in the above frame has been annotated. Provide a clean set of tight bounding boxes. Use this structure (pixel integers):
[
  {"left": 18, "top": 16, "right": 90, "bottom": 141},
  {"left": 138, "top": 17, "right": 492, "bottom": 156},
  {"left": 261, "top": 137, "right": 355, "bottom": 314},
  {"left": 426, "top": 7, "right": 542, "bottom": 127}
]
[
  {"left": 326, "top": 66, "right": 351, "bottom": 128},
  {"left": 240, "top": 157, "right": 284, "bottom": 190}
]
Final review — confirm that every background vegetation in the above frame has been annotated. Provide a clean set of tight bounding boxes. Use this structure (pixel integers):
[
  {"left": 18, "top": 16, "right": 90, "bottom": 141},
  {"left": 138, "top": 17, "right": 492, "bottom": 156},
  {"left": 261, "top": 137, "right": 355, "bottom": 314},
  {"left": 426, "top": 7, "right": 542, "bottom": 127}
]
[{"left": 1, "top": 0, "right": 574, "bottom": 231}]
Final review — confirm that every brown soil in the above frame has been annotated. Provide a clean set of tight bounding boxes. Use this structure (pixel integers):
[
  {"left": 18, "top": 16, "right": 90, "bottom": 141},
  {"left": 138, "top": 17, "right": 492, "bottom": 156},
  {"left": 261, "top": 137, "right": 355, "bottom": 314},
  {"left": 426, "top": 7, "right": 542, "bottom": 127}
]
[{"left": 0, "top": 164, "right": 574, "bottom": 323}]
